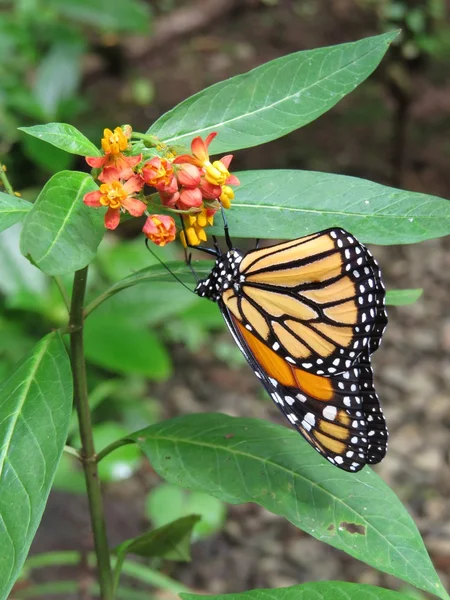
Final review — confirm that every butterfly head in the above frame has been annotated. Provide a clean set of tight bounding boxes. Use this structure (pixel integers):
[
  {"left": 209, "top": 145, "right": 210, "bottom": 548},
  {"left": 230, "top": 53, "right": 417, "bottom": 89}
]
[{"left": 195, "top": 248, "right": 245, "bottom": 301}]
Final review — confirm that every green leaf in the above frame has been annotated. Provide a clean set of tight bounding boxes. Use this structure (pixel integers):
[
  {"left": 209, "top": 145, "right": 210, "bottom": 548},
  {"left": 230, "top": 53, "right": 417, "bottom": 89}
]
[
  {"left": 21, "top": 134, "right": 74, "bottom": 173},
  {"left": 84, "top": 314, "right": 172, "bottom": 381},
  {"left": 130, "top": 414, "right": 447, "bottom": 600},
  {"left": 385, "top": 289, "right": 423, "bottom": 306},
  {"left": 19, "top": 123, "right": 101, "bottom": 157},
  {"left": 182, "top": 583, "right": 418, "bottom": 600},
  {"left": 0, "top": 332, "right": 73, "bottom": 600},
  {"left": 115, "top": 515, "right": 200, "bottom": 562},
  {"left": 213, "top": 170, "right": 450, "bottom": 245},
  {"left": 47, "top": 0, "right": 152, "bottom": 33},
  {"left": 0, "top": 193, "right": 31, "bottom": 233},
  {"left": 149, "top": 32, "right": 398, "bottom": 153},
  {"left": 146, "top": 483, "right": 226, "bottom": 541},
  {"left": 112, "top": 514, "right": 200, "bottom": 593},
  {"left": 85, "top": 261, "right": 211, "bottom": 316},
  {"left": 20, "top": 171, "right": 104, "bottom": 275}
]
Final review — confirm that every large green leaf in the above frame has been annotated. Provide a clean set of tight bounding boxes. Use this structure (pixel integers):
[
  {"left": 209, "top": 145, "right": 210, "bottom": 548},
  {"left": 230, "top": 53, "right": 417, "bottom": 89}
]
[
  {"left": 19, "top": 123, "right": 101, "bottom": 157},
  {"left": 0, "top": 193, "right": 31, "bottom": 233},
  {"left": 20, "top": 171, "right": 104, "bottom": 275},
  {"left": 0, "top": 333, "right": 73, "bottom": 600},
  {"left": 149, "top": 32, "right": 398, "bottom": 153},
  {"left": 130, "top": 414, "right": 447, "bottom": 600},
  {"left": 84, "top": 314, "right": 172, "bottom": 381},
  {"left": 212, "top": 170, "right": 450, "bottom": 244},
  {"left": 182, "top": 583, "right": 416, "bottom": 600}
]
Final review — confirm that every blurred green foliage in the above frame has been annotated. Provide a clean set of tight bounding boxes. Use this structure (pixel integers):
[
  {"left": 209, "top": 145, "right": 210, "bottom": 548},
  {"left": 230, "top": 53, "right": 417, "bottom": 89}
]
[
  {"left": 146, "top": 483, "right": 227, "bottom": 541},
  {"left": 0, "top": 0, "right": 152, "bottom": 176}
]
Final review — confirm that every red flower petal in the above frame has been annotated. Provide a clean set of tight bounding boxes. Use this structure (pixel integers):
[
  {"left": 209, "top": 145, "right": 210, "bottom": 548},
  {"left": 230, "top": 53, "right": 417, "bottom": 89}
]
[
  {"left": 179, "top": 187, "right": 203, "bottom": 208},
  {"left": 199, "top": 180, "right": 221, "bottom": 200},
  {"left": 98, "top": 166, "right": 121, "bottom": 184},
  {"left": 83, "top": 190, "right": 102, "bottom": 207},
  {"left": 121, "top": 197, "right": 146, "bottom": 217},
  {"left": 123, "top": 174, "right": 145, "bottom": 194},
  {"left": 226, "top": 174, "right": 240, "bottom": 186},
  {"left": 177, "top": 163, "right": 201, "bottom": 188},
  {"left": 159, "top": 190, "right": 180, "bottom": 207},
  {"left": 191, "top": 136, "right": 209, "bottom": 163},
  {"left": 125, "top": 153, "right": 142, "bottom": 168},
  {"left": 204, "top": 132, "right": 217, "bottom": 149},
  {"left": 105, "top": 207, "right": 121, "bottom": 230},
  {"left": 86, "top": 155, "right": 107, "bottom": 168},
  {"left": 219, "top": 154, "right": 233, "bottom": 169},
  {"left": 172, "top": 154, "right": 199, "bottom": 166}
]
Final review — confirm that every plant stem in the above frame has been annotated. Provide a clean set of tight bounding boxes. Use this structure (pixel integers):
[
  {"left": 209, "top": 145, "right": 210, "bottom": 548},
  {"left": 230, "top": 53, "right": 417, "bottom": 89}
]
[
  {"left": 69, "top": 266, "right": 114, "bottom": 600},
  {"left": 97, "top": 438, "right": 134, "bottom": 463},
  {"left": 0, "top": 161, "right": 15, "bottom": 195}
]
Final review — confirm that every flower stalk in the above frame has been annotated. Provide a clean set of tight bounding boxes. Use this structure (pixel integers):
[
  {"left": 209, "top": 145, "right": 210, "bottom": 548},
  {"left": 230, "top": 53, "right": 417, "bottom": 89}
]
[{"left": 69, "top": 267, "right": 114, "bottom": 600}]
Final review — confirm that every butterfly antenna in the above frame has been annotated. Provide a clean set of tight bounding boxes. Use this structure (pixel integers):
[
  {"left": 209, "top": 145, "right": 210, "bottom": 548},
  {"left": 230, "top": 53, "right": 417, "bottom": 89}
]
[
  {"left": 145, "top": 239, "right": 196, "bottom": 294},
  {"left": 220, "top": 206, "right": 233, "bottom": 250},
  {"left": 184, "top": 248, "right": 199, "bottom": 282}
]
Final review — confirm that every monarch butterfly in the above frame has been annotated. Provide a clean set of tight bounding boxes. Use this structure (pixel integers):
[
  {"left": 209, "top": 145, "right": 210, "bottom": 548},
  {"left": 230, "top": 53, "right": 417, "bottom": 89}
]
[{"left": 193, "top": 227, "right": 388, "bottom": 472}]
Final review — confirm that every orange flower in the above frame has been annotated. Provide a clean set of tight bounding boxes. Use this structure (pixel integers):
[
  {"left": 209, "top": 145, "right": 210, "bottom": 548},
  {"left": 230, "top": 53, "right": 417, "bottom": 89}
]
[
  {"left": 142, "top": 157, "right": 174, "bottom": 190},
  {"left": 84, "top": 167, "right": 145, "bottom": 230},
  {"left": 173, "top": 132, "right": 217, "bottom": 167},
  {"left": 85, "top": 126, "right": 141, "bottom": 181},
  {"left": 101, "top": 127, "right": 128, "bottom": 155},
  {"left": 143, "top": 215, "right": 176, "bottom": 246}
]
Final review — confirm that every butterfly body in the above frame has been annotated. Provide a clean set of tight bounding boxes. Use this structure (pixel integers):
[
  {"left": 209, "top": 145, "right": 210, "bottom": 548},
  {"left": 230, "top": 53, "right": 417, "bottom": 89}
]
[
  {"left": 194, "top": 227, "right": 388, "bottom": 472},
  {"left": 195, "top": 249, "right": 245, "bottom": 301}
]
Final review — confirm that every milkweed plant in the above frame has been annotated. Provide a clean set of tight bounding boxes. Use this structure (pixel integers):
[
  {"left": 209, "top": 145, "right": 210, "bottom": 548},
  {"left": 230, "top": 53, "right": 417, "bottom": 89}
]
[{"left": 1, "top": 31, "right": 449, "bottom": 600}]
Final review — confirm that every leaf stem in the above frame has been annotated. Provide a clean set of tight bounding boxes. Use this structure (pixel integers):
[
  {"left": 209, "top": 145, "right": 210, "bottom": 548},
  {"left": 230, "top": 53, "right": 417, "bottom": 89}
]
[
  {"left": 131, "top": 132, "right": 160, "bottom": 146},
  {"left": 97, "top": 438, "right": 134, "bottom": 463},
  {"left": 0, "top": 161, "right": 15, "bottom": 195},
  {"left": 63, "top": 444, "right": 81, "bottom": 460},
  {"left": 53, "top": 276, "right": 71, "bottom": 312},
  {"left": 69, "top": 266, "right": 114, "bottom": 600}
]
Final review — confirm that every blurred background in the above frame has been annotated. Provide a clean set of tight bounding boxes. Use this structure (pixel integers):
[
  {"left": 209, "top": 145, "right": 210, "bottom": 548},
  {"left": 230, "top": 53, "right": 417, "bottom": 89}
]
[{"left": 2, "top": 0, "right": 450, "bottom": 597}]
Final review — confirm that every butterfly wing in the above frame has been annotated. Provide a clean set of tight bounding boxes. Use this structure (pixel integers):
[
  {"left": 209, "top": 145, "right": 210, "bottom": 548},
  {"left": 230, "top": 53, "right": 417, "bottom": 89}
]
[
  {"left": 223, "top": 228, "right": 387, "bottom": 376},
  {"left": 220, "top": 306, "right": 388, "bottom": 471}
]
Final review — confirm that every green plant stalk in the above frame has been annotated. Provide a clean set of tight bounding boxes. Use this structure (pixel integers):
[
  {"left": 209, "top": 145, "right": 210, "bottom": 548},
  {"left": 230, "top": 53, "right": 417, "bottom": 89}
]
[
  {"left": 69, "top": 266, "right": 114, "bottom": 600},
  {"left": 0, "top": 160, "right": 15, "bottom": 195},
  {"left": 97, "top": 438, "right": 134, "bottom": 463},
  {"left": 14, "top": 581, "right": 154, "bottom": 600},
  {"left": 24, "top": 550, "right": 191, "bottom": 594}
]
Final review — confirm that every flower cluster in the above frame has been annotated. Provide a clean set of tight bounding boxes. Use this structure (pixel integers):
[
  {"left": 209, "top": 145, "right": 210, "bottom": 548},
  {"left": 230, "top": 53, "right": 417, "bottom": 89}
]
[{"left": 83, "top": 126, "right": 239, "bottom": 246}]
